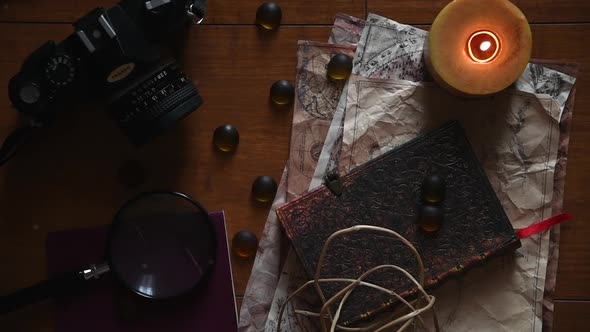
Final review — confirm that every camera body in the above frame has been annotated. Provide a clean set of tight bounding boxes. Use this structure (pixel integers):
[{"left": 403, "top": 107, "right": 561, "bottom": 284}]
[{"left": 8, "top": 0, "right": 205, "bottom": 145}]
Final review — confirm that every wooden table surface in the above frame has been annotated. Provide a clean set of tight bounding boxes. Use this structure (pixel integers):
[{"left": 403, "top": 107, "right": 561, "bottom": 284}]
[{"left": 0, "top": 0, "right": 588, "bottom": 331}]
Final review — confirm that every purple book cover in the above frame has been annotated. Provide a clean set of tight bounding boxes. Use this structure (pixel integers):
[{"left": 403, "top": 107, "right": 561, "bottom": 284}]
[{"left": 46, "top": 211, "right": 238, "bottom": 332}]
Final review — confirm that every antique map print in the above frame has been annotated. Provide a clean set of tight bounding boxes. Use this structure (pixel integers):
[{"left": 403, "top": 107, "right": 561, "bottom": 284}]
[
  {"left": 240, "top": 13, "right": 577, "bottom": 332},
  {"left": 287, "top": 41, "right": 356, "bottom": 200},
  {"left": 328, "top": 13, "right": 366, "bottom": 46}
]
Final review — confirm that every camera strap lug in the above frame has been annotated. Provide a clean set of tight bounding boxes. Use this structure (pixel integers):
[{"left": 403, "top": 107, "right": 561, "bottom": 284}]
[
  {"left": 145, "top": 0, "right": 172, "bottom": 10},
  {"left": 0, "top": 119, "right": 47, "bottom": 167},
  {"left": 75, "top": 9, "right": 118, "bottom": 54},
  {"left": 187, "top": 0, "right": 206, "bottom": 24},
  {"left": 98, "top": 15, "right": 117, "bottom": 39}
]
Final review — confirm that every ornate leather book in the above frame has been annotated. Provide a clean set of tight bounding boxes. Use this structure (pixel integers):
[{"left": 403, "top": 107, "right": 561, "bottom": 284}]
[{"left": 277, "top": 121, "right": 521, "bottom": 325}]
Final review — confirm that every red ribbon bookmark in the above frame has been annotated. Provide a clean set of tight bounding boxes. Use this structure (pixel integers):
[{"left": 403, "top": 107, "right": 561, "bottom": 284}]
[{"left": 516, "top": 212, "right": 574, "bottom": 239}]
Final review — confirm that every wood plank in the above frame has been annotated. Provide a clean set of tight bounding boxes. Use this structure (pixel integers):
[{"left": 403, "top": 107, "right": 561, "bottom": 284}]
[
  {"left": 236, "top": 296, "right": 243, "bottom": 319},
  {"left": 0, "top": 23, "right": 332, "bottom": 328},
  {"left": 0, "top": 0, "right": 364, "bottom": 24},
  {"left": 368, "top": 0, "right": 590, "bottom": 24},
  {"left": 0, "top": 20, "right": 589, "bottom": 332},
  {"left": 553, "top": 300, "right": 590, "bottom": 332}
]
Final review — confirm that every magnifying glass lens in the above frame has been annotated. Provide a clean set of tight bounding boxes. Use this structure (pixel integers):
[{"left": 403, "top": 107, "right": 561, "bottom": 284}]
[{"left": 108, "top": 192, "right": 216, "bottom": 299}]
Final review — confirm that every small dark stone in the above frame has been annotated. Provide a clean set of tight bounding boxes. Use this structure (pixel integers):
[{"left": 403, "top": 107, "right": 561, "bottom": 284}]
[
  {"left": 422, "top": 174, "right": 446, "bottom": 203},
  {"left": 251, "top": 175, "right": 278, "bottom": 202},
  {"left": 327, "top": 54, "right": 353, "bottom": 80},
  {"left": 417, "top": 204, "right": 443, "bottom": 232},
  {"left": 255, "top": 2, "right": 282, "bottom": 30},
  {"left": 269, "top": 80, "right": 295, "bottom": 105},
  {"left": 232, "top": 230, "right": 259, "bottom": 258},
  {"left": 213, "top": 124, "right": 240, "bottom": 152}
]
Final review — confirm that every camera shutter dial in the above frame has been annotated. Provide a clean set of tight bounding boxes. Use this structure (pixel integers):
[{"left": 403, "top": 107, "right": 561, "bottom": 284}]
[{"left": 44, "top": 54, "right": 77, "bottom": 89}]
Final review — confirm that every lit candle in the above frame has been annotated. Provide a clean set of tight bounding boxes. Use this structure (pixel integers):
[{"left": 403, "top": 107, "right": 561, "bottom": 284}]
[
  {"left": 425, "top": 0, "right": 532, "bottom": 96},
  {"left": 467, "top": 30, "right": 500, "bottom": 63}
]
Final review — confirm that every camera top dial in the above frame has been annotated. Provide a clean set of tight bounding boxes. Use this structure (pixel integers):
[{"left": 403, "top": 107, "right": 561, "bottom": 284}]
[{"left": 44, "top": 53, "right": 77, "bottom": 90}]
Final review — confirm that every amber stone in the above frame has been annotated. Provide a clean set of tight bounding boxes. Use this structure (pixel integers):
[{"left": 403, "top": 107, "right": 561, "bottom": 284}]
[
  {"left": 269, "top": 80, "right": 295, "bottom": 105},
  {"left": 255, "top": 2, "right": 282, "bottom": 30},
  {"left": 422, "top": 174, "right": 446, "bottom": 203},
  {"left": 213, "top": 124, "right": 239, "bottom": 152},
  {"left": 251, "top": 175, "right": 278, "bottom": 202},
  {"left": 327, "top": 54, "right": 353, "bottom": 80},
  {"left": 417, "top": 204, "right": 443, "bottom": 232},
  {"left": 232, "top": 230, "right": 259, "bottom": 258}
]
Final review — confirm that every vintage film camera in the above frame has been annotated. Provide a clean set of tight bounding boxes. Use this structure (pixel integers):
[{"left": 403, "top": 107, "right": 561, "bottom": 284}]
[{"left": 4, "top": 0, "right": 206, "bottom": 164}]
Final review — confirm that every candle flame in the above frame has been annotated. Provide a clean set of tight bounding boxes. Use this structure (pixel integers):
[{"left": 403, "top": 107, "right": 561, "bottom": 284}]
[
  {"left": 480, "top": 41, "right": 492, "bottom": 52},
  {"left": 467, "top": 30, "right": 500, "bottom": 63}
]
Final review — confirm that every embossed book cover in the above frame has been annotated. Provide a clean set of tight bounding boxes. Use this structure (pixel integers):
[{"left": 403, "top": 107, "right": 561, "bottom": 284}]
[{"left": 277, "top": 121, "right": 521, "bottom": 325}]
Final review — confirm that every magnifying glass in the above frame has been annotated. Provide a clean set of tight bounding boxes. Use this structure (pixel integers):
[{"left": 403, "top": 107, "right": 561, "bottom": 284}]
[{"left": 0, "top": 191, "right": 217, "bottom": 314}]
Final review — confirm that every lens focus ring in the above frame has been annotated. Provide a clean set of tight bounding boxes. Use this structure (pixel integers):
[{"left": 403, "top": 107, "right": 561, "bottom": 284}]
[{"left": 108, "top": 63, "right": 202, "bottom": 145}]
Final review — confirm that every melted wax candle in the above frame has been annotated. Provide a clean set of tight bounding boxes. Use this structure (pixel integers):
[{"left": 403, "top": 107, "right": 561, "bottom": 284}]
[{"left": 425, "top": 0, "right": 532, "bottom": 96}]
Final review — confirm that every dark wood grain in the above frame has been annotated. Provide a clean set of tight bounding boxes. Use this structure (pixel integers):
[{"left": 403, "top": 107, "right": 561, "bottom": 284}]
[
  {"left": 0, "top": 23, "right": 331, "bottom": 330},
  {"left": 0, "top": 0, "right": 589, "bottom": 330},
  {"left": 236, "top": 296, "right": 242, "bottom": 318},
  {"left": 368, "top": 0, "right": 590, "bottom": 24},
  {"left": 0, "top": 0, "right": 364, "bottom": 24},
  {"left": 3, "top": 0, "right": 588, "bottom": 25},
  {"left": 554, "top": 301, "right": 590, "bottom": 332}
]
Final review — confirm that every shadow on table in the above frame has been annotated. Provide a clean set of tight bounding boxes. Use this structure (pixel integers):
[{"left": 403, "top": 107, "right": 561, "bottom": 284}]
[{"left": 0, "top": 103, "right": 193, "bottom": 234}]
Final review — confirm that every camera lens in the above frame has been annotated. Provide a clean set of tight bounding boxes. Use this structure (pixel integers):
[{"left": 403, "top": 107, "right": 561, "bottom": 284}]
[{"left": 107, "top": 61, "right": 202, "bottom": 145}]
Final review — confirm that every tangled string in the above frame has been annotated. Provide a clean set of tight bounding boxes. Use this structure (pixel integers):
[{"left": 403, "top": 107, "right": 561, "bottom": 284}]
[{"left": 278, "top": 225, "right": 440, "bottom": 332}]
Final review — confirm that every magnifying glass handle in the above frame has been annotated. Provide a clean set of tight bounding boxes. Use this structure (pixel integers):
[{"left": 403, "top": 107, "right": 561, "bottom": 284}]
[{"left": 0, "top": 263, "right": 109, "bottom": 315}]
